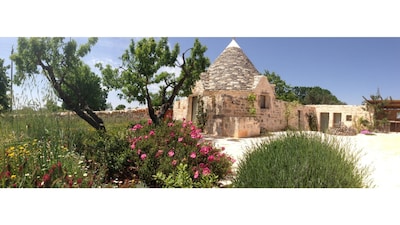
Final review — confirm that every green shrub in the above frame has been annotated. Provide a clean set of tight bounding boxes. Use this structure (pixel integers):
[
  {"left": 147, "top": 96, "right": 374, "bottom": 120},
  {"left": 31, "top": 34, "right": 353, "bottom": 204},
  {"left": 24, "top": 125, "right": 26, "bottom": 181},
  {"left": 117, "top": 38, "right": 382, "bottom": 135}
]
[
  {"left": 127, "top": 119, "right": 234, "bottom": 187},
  {"left": 233, "top": 132, "right": 372, "bottom": 188}
]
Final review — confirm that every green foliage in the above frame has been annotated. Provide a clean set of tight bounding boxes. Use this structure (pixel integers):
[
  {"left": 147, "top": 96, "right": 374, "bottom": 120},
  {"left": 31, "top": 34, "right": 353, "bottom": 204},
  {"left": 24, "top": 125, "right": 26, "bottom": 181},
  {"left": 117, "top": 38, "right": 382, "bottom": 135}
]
[
  {"left": 233, "top": 132, "right": 372, "bottom": 188},
  {"left": 247, "top": 93, "right": 257, "bottom": 116},
  {"left": 362, "top": 89, "right": 391, "bottom": 132},
  {"left": 45, "top": 99, "right": 62, "bottom": 112},
  {"left": 0, "top": 58, "right": 10, "bottom": 112},
  {"left": 98, "top": 37, "right": 210, "bottom": 124},
  {"left": 153, "top": 163, "right": 219, "bottom": 188},
  {"left": 264, "top": 70, "right": 297, "bottom": 102},
  {"left": 306, "top": 112, "right": 318, "bottom": 131},
  {"left": 293, "top": 86, "right": 345, "bottom": 105},
  {"left": 126, "top": 119, "right": 234, "bottom": 187},
  {"left": 195, "top": 96, "right": 207, "bottom": 130},
  {"left": 115, "top": 104, "right": 126, "bottom": 110},
  {"left": 74, "top": 129, "right": 133, "bottom": 183},
  {"left": 60, "top": 64, "right": 107, "bottom": 111}
]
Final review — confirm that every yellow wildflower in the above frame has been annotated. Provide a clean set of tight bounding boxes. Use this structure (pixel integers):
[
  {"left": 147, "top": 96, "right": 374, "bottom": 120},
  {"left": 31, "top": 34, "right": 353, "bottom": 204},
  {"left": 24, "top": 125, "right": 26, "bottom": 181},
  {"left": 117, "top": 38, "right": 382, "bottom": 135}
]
[
  {"left": 8, "top": 152, "right": 15, "bottom": 158},
  {"left": 11, "top": 175, "right": 16, "bottom": 179}
]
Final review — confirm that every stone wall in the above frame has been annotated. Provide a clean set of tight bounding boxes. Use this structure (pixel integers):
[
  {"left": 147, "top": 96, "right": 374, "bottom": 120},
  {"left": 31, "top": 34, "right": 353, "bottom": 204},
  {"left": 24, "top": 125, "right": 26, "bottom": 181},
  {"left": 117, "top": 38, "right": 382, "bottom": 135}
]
[{"left": 308, "top": 105, "right": 370, "bottom": 131}]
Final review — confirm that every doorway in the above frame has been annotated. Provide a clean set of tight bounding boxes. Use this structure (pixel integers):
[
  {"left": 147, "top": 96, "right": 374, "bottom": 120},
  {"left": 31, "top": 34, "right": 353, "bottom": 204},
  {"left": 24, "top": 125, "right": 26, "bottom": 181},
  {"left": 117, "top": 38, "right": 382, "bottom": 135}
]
[
  {"left": 320, "top": 112, "right": 329, "bottom": 132},
  {"left": 191, "top": 96, "right": 198, "bottom": 123}
]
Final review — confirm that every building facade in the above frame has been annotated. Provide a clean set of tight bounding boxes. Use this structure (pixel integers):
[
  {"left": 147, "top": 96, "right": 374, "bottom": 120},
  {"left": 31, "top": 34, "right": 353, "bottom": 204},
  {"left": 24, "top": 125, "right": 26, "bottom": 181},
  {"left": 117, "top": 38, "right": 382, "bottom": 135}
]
[{"left": 173, "top": 39, "right": 370, "bottom": 137}]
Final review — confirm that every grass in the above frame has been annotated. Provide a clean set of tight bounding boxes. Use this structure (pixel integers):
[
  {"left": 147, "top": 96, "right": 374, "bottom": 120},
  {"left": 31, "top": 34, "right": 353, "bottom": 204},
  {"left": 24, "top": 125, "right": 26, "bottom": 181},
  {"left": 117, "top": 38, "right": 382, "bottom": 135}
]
[
  {"left": 0, "top": 108, "right": 133, "bottom": 188},
  {"left": 232, "top": 132, "right": 373, "bottom": 188}
]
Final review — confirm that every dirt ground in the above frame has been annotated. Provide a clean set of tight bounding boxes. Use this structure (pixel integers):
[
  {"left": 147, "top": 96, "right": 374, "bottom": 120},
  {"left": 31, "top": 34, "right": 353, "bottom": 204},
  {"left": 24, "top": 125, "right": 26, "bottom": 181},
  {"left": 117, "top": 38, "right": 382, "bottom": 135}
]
[{"left": 210, "top": 132, "right": 400, "bottom": 188}]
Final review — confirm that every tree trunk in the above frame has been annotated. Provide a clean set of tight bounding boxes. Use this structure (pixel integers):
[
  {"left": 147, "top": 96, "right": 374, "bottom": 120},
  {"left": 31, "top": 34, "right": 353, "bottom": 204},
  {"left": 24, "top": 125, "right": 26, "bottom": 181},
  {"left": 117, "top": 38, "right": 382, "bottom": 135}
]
[{"left": 44, "top": 65, "right": 106, "bottom": 131}]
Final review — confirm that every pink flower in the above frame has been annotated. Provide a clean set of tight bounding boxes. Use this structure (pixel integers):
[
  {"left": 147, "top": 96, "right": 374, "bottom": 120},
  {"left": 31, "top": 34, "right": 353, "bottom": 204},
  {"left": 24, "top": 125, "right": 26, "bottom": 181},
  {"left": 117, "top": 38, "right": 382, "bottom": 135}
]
[
  {"left": 144, "top": 135, "right": 148, "bottom": 139},
  {"left": 137, "top": 149, "right": 141, "bottom": 155},
  {"left": 170, "top": 132, "right": 175, "bottom": 137},
  {"left": 178, "top": 137, "right": 183, "bottom": 142},
  {"left": 149, "top": 130, "right": 155, "bottom": 136},
  {"left": 131, "top": 124, "right": 143, "bottom": 131},
  {"left": 168, "top": 150, "right": 175, "bottom": 157},
  {"left": 140, "top": 154, "right": 147, "bottom": 160},
  {"left": 202, "top": 167, "right": 211, "bottom": 176},
  {"left": 171, "top": 160, "right": 177, "bottom": 166},
  {"left": 167, "top": 122, "right": 174, "bottom": 127},
  {"left": 190, "top": 152, "right": 197, "bottom": 159},
  {"left": 200, "top": 146, "right": 210, "bottom": 155},
  {"left": 130, "top": 143, "right": 136, "bottom": 150},
  {"left": 199, "top": 163, "right": 206, "bottom": 169},
  {"left": 194, "top": 170, "right": 199, "bottom": 179},
  {"left": 207, "top": 155, "right": 215, "bottom": 162},
  {"left": 147, "top": 119, "right": 153, "bottom": 125},
  {"left": 155, "top": 150, "right": 163, "bottom": 158}
]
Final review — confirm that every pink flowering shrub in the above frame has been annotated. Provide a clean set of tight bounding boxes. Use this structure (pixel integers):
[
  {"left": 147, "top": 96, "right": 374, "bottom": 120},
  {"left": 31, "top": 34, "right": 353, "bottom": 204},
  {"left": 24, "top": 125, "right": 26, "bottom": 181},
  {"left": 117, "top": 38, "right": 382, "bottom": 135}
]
[{"left": 127, "top": 119, "right": 234, "bottom": 187}]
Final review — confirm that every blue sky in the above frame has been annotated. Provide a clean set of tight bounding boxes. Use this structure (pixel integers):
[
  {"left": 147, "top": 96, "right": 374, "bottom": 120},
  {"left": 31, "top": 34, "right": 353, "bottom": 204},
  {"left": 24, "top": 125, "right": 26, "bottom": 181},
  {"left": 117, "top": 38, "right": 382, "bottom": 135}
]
[{"left": 1, "top": 37, "right": 399, "bottom": 108}]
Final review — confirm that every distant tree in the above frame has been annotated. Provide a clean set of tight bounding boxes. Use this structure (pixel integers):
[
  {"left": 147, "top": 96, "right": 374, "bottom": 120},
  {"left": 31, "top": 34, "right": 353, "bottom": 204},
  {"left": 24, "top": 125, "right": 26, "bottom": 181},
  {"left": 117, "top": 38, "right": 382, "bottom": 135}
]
[
  {"left": 10, "top": 37, "right": 108, "bottom": 131},
  {"left": 292, "top": 86, "right": 345, "bottom": 105},
  {"left": 115, "top": 104, "right": 126, "bottom": 110},
  {"left": 263, "top": 70, "right": 345, "bottom": 105},
  {"left": 98, "top": 37, "right": 210, "bottom": 125},
  {"left": 263, "top": 70, "right": 297, "bottom": 102},
  {"left": 45, "top": 99, "right": 62, "bottom": 112},
  {"left": 0, "top": 58, "right": 10, "bottom": 112}
]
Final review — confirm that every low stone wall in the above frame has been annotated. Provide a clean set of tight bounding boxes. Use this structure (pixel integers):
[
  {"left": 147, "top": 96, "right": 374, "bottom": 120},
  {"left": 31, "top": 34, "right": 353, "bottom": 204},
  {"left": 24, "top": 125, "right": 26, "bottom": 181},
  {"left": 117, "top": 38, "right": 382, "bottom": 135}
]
[{"left": 58, "top": 108, "right": 150, "bottom": 122}]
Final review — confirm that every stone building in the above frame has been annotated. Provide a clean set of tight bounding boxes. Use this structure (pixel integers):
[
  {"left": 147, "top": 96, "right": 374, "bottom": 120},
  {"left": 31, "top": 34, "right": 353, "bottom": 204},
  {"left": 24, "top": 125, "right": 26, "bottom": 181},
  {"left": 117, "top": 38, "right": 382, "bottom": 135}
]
[{"left": 173, "top": 39, "right": 370, "bottom": 137}]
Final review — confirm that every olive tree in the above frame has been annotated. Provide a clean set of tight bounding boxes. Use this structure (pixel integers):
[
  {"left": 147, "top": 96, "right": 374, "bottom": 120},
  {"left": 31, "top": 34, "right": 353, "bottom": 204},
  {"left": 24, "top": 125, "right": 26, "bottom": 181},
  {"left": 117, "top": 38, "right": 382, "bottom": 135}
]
[{"left": 11, "top": 37, "right": 108, "bottom": 131}]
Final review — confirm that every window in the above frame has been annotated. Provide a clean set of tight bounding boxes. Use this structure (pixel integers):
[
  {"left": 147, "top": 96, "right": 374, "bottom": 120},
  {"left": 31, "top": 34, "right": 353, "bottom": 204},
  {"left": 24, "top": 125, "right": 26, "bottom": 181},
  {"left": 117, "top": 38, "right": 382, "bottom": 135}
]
[
  {"left": 259, "top": 95, "right": 266, "bottom": 109},
  {"left": 259, "top": 95, "right": 270, "bottom": 109},
  {"left": 397, "top": 112, "right": 400, "bottom": 120},
  {"left": 346, "top": 115, "right": 352, "bottom": 121}
]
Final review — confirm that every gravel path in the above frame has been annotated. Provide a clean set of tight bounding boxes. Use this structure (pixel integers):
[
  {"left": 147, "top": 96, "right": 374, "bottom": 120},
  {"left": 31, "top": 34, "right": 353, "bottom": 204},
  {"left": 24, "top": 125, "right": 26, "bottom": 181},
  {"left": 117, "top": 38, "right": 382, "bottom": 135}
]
[{"left": 208, "top": 132, "right": 400, "bottom": 188}]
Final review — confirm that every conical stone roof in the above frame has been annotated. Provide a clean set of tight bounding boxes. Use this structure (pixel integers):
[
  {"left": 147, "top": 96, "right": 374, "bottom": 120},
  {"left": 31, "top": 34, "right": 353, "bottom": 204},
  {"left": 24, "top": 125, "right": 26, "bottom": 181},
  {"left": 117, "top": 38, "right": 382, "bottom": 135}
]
[{"left": 201, "top": 39, "right": 260, "bottom": 90}]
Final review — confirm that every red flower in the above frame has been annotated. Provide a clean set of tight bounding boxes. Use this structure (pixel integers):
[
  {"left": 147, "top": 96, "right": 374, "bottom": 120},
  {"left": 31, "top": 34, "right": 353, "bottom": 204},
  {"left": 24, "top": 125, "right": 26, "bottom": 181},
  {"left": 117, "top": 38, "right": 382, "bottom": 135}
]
[
  {"left": 148, "top": 119, "right": 153, "bottom": 125},
  {"left": 207, "top": 155, "right": 215, "bottom": 162},
  {"left": 43, "top": 174, "right": 51, "bottom": 183}
]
